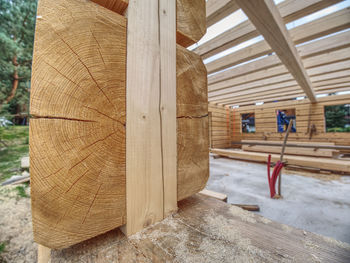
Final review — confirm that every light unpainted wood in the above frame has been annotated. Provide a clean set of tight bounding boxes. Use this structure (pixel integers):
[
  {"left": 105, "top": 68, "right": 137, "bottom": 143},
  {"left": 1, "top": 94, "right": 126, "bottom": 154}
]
[
  {"left": 209, "top": 95, "right": 350, "bottom": 149},
  {"left": 208, "top": 46, "right": 350, "bottom": 91},
  {"left": 205, "top": 12, "right": 350, "bottom": 90},
  {"left": 195, "top": 0, "right": 343, "bottom": 58},
  {"left": 176, "top": 45, "right": 209, "bottom": 201},
  {"left": 211, "top": 148, "right": 350, "bottom": 173},
  {"left": 30, "top": 0, "right": 126, "bottom": 249},
  {"left": 233, "top": 0, "right": 317, "bottom": 101},
  {"left": 199, "top": 189, "right": 228, "bottom": 202},
  {"left": 91, "top": 0, "right": 128, "bottom": 14},
  {"left": 124, "top": 0, "right": 177, "bottom": 236},
  {"left": 37, "top": 245, "right": 51, "bottom": 263},
  {"left": 222, "top": 86, "right": 350, "bottom": 106},
  {"left": 209, "top": 41, "right": 350, "bottom": 94},
  {"left": 176, "top": 0, "right": 206, "bottom": 47},
  {"left": 242, "top": 145, "right": 335, "bottom": 158},
  {"left": 160, "top": 0, "right": 178, "bottom": 218},
  {"left": 211, "top": 74, "right": 350, "bottom": 104},
  {"left": 49, "top": 194, "right": 350, "bottom": 263},
  {"left": 206, "top": 0, "right": 240, "bottom": 27}
]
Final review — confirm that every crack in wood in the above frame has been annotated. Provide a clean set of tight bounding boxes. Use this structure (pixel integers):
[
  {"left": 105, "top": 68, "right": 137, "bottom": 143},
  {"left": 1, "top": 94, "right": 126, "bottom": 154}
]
[
  {"left": 82, "top": 183, "right": 102, "bottom": 224},
  {"left": 31, "top": 115, "right": 96, "bottom": 123},
  {"left": 82, "top": 130, "right": 117, "bottom": 150},
  {"left": 68, "top": 152, "right": 93, "bottom": 173},
  {"left": 177, "top": 113, "right": 209, "bottom": 119},
  {"left": 83, "top": 105, "right": 125, "bottom": 126},
  {"left": 52, "top": 29, "right": 116, "bottom": 109},
  {"left": 65, "top": 169, "right": 90, "bottom": 193}
]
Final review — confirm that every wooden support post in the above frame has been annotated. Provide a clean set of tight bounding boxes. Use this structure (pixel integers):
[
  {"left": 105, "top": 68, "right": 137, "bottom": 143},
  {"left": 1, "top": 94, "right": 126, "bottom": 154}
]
[
  {"left": 37, "top": 245, "right": 51, "bottom": 263},
  {"left": 124, "top": 0, "right": 177, "bottom": 235}
]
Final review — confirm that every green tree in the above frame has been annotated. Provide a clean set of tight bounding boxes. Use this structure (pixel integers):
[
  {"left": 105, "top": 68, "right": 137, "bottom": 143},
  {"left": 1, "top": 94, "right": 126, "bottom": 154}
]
[
  {"left": 325, "top": 105, "right": 347, "bottom": 131},
  {"left": 0, "top": 0, "right": 37, "bottom": 117}
]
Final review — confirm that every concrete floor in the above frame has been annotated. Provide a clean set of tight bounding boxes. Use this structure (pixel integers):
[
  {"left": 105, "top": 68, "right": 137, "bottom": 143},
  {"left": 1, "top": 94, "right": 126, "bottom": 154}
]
[{"left": 207, "top": 154, "right": 350, "bottom": 243}]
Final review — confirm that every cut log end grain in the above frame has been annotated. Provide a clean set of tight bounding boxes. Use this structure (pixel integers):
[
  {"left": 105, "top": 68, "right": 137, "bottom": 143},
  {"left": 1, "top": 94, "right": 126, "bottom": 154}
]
[
  {"left": 30, "top": 0, "right": 126, "bottom": 249},
  {"left": 176, "top": 45, "right": 209, "bottom": 201},
  {"left": 91, "top": 0, "right": 128, "bottom": 15},
  {"left": 176, "top": 0, "right": 207, "bottom": 47}
]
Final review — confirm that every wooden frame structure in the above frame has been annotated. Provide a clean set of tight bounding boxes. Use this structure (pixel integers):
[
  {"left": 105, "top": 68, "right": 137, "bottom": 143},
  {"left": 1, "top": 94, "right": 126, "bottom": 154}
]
[
  {"left": 30, "top": 0, "right": 208, "bottom": 249},
  {"left": 200, "top": 0, "right": 349, "bottom": 106}
]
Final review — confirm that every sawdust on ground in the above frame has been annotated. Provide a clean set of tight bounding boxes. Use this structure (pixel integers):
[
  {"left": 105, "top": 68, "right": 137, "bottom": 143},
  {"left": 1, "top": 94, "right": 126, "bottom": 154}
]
[{"left": 0, "top": 185, "right": 36, "bottom": 263}]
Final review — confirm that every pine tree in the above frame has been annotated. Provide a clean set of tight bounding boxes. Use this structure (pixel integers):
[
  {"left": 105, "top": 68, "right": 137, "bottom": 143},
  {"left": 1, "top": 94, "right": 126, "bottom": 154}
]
[
  {"left": 325, "top": 105, "right": 346, "bottom": 131},
  {"left": 0, "top": 0, "right": 37, "bottom": 117}
]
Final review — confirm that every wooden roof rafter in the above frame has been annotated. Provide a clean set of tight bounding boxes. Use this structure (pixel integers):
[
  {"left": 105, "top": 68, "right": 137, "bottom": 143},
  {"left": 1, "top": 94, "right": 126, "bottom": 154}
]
[
  {"left": 201, "top": 0, "right": 350, "bottom": 106},
  {"left": 232, "top": 0, "right": 319, "bottom": 102},
  {"left": 197, "top": 0, "right": 343, "bottom": 59}
]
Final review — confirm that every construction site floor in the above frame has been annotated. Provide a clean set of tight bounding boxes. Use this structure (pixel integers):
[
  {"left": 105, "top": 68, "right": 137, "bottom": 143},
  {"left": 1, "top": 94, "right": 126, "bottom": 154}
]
[
  {"left": 49, "top": 194, "right": 350, "bottom": 262},
  {"left": 208, "top": 154, "right": 350, "bottom": 243}
]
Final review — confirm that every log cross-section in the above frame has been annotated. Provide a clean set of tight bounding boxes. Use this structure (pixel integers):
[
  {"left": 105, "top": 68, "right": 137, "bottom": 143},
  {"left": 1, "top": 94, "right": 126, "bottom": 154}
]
[{"left": 236, "top": 0, "right": 317, "bottom": 103}]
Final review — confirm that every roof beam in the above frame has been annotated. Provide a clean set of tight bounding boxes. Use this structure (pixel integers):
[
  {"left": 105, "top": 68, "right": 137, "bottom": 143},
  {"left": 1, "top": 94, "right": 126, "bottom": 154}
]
[
  {"left": 206, "top": 0, "right": 240, "bottom": 27},
  {"left": 236, "top": 0, "right": 317, "bottom": 102},
  {"left": 222, "top": 86, "right": 350, "bottom": 107},
  {"left": 208, "top": 30, "right": 350, "bottom": 85},
  {"left": 211, "top": 68, "right": 350, "bottom": 103},
  {"left": 205, "top": 7, "right": 350, "bottom": 75},
  {"left": 213, "top": 83, "right": 350, "bottom": 105},
  {"left": 196, "top": 0, "right": 342, "bottom": 58}
]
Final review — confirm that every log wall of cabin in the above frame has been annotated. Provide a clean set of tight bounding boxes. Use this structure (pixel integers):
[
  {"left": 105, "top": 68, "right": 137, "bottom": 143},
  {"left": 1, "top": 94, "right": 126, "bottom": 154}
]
[{"left": 209, "top": 94, "right": 350, "bottom": 148}]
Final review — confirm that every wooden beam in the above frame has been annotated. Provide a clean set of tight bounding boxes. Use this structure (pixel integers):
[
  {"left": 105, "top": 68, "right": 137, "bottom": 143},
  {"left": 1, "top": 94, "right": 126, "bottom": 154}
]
[
  {"left": 211, "top": 148, "right": 350, "bottom": 173},
  {"left": 199, "top": 189, "right": 228, "bottom": 202},
  {"left": 223, "top": 87, "right": 350, "bottom": 106},
  {"left": 176, "top": 0, "right": 206, "bottom": 47},
  {"left": 206, "top": 0, "right": 240, "bottom": 27},
  {"left": 47, "top": 194, "right": 350, "bottom": 263},
  {"left": 91, "top": 0, "right": 128, "bottom": 14},
  {"left": 195, "top": 0, "right": 342, "bottom": 58},
  {"left": 205, "top": 7, "right": 350, "bottom": 76},
  {"left": 176, "top": 45, "right": 209, "bottom": 201},
  {"left": 213, "top": 83, "right": 350, "bottom": 105},
  {"left": 220, "top": 84, "right": 350, "bottom": 106},
  {"left": 208, "top": 59, "right": 350, "bottom": 100},
  {"left": 235, "top": 0, "right": 317, "bottom": 102},
  {"left": 124, "top": 0, "right": 177, "bottom": 235},
  {"left": 238, "top": 140, "right": 350, "bottom": 150},
  {"left": 208, "top": 30, "right": 350, "bottom": 86},
  {"left": 30, "top": 0, "right": 127, "bottom": 248},
  {"left": 37, "top": 245, "right": 51, "bottom": 263}
]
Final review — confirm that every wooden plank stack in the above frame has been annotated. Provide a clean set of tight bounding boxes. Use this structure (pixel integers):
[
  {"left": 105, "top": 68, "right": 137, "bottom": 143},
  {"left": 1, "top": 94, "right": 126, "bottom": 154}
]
[
  {"left": 211, "top": 148, "right": 350, "bottom": 174},
  {"left": 241, "top": 140, "right": 339, "bottom": 158},
  {"left": 30, "top": 0, "right": 207, "bottom": 248}
]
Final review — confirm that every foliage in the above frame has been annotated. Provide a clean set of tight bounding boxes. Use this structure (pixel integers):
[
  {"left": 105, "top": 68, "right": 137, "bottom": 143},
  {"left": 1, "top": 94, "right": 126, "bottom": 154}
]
[
  {"left": 15, "top": 185, "right": 28, "bottom": 198},
  {"left": 326, "top": 127, "right": 350, "bottom": 133},
  {"left": 325, "top": 104, "right": 349, "bottom": 132},
  {"left": 0, "top": 242, "right": 4, "bottom": 253},
  {"left": 0, "top": 0, "right": 37, "bottom": 116},
  {"left": 0, "top": 126, "right": 29, "bottom": 182}
]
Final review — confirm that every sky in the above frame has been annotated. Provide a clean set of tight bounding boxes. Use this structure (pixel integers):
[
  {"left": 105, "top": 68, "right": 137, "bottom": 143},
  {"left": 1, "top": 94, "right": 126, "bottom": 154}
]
[{"left": 196, "top": 0, "right": 350, "bottom": 105}]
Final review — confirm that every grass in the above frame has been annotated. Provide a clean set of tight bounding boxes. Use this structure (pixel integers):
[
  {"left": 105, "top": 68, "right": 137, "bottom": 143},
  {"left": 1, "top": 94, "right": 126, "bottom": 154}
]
[
  {"left": 0, "top": 126, "right": 29, "bottom": 183},
  {"left": 15, "top": 185, "right": 29, "bottom": 198},
  {"left": 0, "top": 242, "right": 5, "bottom": 253}
]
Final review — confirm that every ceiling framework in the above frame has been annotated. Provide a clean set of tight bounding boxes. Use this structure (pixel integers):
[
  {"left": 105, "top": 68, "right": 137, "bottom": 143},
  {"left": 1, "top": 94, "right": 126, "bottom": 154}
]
[{"left": 200, "top": 0, "right": 350, "bottom": 107}]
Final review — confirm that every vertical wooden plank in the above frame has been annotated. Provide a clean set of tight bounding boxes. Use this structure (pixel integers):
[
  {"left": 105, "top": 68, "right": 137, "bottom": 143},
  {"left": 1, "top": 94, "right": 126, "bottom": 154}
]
[
  {"left": 125, "top": 0, "right": 177, "bottom": 235},
  {"left": 159, "top": 0, "right": 178, "bottom": 216},
  {"left": 37, "top": 245, "right": 51, "bottom": 263}
]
